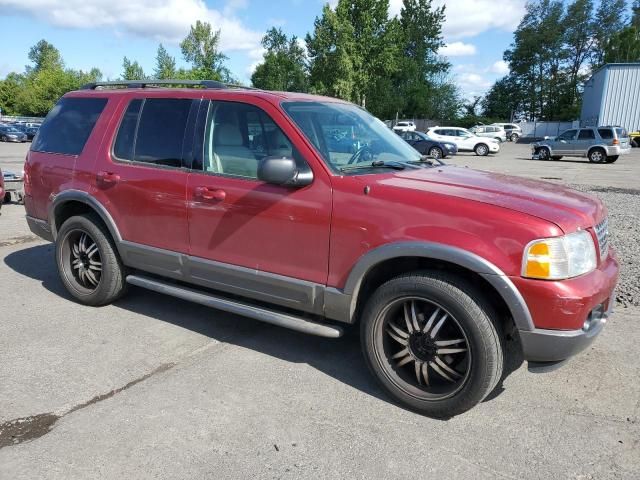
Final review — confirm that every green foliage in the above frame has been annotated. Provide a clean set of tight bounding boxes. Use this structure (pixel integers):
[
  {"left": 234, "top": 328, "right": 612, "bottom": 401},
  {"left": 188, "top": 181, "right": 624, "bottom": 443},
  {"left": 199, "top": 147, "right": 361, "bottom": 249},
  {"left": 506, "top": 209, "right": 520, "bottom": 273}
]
[
  {"left": 154, "top": 44, "right": 176, "bottom": 79},
  {"left": 592, "top": 0, "right": 627, "bottom": 66},
  {"left": 27, "top": 39, "right": 64, "bottom": 72},
  {"left": 481, "top": 76, "right": 521, "bottom": 120},
  {"left": 604, "top": 26, "right": 640, "bottom": 63},
  {"left": 251, "top": 28, "right": 308, "bottom": 92},
  {"left": 122, "top": 57, "right": 145, "bottom": 80},
  {"left": 180, "top": 21, "right": 232, "bottom": 82}
]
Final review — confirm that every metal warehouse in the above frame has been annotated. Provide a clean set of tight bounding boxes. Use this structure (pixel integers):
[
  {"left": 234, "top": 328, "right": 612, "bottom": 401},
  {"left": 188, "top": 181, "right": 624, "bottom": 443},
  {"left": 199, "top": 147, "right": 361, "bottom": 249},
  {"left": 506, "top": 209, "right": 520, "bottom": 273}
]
[{"left": 581, "top": 63, "right": 640, "bottom": 132}]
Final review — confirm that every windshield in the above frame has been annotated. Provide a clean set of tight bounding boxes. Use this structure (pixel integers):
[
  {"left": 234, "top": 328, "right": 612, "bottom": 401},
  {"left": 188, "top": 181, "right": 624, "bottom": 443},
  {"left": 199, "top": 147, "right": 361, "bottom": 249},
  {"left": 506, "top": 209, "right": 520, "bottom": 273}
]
[{"left": 282, "top": 101, "right": 422, "bottom": 172}]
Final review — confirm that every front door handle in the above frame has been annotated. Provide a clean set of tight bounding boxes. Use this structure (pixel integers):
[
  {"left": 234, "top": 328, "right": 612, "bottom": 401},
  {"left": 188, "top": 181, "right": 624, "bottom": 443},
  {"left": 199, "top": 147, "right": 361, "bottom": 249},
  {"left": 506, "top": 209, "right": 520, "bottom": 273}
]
[
  {"left": 96, "top": 171, "right": 120, "bottom": 187},
  {"left": 194, "top": 186, "right": 226, "bottom": 201}
]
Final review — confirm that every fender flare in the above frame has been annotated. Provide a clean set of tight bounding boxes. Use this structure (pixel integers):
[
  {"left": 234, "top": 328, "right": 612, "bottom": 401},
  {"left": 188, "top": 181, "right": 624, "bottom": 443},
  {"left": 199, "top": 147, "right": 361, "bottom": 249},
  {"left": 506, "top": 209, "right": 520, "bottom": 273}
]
[
  {"left": 336, "top": 241, "right": 534, "bottom": 331},
  {"left": 48, "top": 189, "right": 122, "bottom": 243}
]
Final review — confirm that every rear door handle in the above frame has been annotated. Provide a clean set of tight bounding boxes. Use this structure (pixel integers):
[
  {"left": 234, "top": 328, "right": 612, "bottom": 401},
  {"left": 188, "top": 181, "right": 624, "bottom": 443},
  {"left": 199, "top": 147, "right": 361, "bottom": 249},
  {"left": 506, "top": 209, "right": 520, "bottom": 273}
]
[
  {"left": 96, "top": 171, "right": 120, "bottom": 186},
  {"left": 194, "top": 186, "right": 226, "bottom": 201}
]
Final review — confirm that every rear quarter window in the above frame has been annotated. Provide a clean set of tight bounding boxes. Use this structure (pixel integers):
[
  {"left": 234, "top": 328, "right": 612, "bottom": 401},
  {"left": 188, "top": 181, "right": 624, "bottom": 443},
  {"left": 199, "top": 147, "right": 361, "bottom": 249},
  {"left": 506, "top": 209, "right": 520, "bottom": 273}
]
[
  {"left": 31, "top": 97, "right": 107, "bottom": 155},
  {"left": 598, "top": 128, "right": 614, "bottom": 139}
]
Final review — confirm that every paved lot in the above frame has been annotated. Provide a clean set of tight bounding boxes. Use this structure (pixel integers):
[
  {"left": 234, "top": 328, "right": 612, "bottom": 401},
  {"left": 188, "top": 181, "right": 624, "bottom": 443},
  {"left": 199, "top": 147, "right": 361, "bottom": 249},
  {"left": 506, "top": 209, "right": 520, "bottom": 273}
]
[{"left": 1, "top": 142, "right": 639, "bottom": 479}]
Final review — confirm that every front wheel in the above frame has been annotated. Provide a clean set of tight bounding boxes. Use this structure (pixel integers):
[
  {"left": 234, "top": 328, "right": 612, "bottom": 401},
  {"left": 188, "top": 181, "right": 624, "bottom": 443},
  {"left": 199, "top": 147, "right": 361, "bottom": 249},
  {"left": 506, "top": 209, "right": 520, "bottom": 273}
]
[
  {"left": 1, "top": 136, "right": 7, "bottom": 142},
  {"left": 474, "top": 144, "right": 489, "bottom": 156},
  {"left": 360, "top": 272, "right": 503, "bottom": 418},
  {"left": 56, "top": 214, "right": 127, "bottom": 306},
  {"left": 510, "top": 133, "right": 519, "bottom": 142},
  {"left": 428, "top": 146, "right": 443, "bottom": 160},
  {"left": 537, "top": 147, "right": 550, "bottom": 160}
]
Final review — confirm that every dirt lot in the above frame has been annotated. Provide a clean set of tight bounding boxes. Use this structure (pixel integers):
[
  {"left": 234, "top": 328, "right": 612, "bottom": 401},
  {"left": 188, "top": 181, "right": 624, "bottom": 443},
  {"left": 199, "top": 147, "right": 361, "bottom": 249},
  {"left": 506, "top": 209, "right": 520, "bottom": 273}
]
[{"left": 1, "top": 141, "right": 639, "bottom": 479}]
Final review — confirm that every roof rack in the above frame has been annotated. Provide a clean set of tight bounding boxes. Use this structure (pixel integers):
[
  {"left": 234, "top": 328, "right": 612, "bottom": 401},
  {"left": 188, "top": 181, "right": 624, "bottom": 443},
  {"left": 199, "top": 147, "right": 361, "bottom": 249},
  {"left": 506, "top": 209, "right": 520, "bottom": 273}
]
[{"left": 80, "top": 79, "right": 230, "bottom": 90}]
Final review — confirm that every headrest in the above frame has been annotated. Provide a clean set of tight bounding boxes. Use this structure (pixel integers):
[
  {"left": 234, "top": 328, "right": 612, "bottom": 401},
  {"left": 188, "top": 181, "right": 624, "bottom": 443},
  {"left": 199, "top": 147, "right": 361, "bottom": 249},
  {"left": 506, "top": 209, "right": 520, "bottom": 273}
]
[{"left": 215, "top": 124, "right": 243, "bottom": 146}]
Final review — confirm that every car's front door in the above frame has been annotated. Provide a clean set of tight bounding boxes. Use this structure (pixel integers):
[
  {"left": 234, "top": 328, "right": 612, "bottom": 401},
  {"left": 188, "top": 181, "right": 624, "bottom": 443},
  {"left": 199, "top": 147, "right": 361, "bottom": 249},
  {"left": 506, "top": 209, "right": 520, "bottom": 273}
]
[
  {"left": 553, "top": 129, "right": 578, "bottom": 155},
  {"left": 185, "top": 98, "right": 332, "bottom": 313}
]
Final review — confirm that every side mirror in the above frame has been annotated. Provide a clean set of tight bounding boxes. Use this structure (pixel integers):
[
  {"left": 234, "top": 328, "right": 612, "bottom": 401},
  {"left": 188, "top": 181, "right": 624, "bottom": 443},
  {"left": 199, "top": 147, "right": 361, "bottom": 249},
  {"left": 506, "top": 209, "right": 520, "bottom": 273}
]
[{"left": 257, "top": 156, "right": 313, "bottom": 187}]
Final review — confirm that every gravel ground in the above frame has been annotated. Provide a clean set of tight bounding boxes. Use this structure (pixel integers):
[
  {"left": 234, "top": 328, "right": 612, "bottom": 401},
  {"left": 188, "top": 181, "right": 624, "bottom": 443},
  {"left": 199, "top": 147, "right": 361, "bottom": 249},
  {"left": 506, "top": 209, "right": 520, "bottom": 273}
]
[{"left": 572, "top": 185, "right": 640, "bottom": 308}]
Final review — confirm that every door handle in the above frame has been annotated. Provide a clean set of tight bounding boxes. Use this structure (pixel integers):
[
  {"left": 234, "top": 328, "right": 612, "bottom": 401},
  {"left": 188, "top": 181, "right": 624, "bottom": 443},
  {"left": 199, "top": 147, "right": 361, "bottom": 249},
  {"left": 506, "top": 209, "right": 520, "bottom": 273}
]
[
  {"left": 96, "top": 171, "right": 120, "bottom": 186},
  {"left": 194, "top": 186, "right": 226, "bottom": 201}
]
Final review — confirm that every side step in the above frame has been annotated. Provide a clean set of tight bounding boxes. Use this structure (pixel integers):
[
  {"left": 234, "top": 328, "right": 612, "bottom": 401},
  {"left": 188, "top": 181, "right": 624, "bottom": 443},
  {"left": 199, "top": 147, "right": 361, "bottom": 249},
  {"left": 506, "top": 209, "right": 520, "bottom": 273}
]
[{"left": 126, "top": 275, "right": 344, "bottom": 338}]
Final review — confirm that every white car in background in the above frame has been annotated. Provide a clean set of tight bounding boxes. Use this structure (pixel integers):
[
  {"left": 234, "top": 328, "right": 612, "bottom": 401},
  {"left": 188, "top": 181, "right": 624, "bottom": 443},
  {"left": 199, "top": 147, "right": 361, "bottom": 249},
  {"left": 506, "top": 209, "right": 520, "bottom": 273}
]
[
  {"left": 426, "top": 127, "right": 500, "bottom": 156},
  {"left": 392, "top": 121, "right": 416, "bottom": 133},
  {"left": 469, "top": 125, "right": 507, "bottom": 143}
]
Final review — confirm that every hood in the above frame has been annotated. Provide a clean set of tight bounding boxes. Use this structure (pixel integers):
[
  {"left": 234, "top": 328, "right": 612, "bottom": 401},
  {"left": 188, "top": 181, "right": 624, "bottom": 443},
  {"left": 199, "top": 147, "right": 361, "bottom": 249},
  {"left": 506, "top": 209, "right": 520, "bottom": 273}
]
[{"left": 382, "top": 166, "right": 604, "bottom": 232}]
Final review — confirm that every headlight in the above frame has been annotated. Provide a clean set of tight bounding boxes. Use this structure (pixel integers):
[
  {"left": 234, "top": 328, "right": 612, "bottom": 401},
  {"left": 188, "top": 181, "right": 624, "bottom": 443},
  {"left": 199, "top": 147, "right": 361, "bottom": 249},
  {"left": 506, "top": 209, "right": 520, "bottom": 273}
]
[{"left": 522, "top": 231, "right": 596, "bottom": 280}]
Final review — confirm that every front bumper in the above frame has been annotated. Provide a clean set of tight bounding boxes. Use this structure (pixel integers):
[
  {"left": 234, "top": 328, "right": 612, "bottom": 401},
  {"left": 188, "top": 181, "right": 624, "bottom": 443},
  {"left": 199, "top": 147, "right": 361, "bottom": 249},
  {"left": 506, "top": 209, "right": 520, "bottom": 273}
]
[{"left": 512, "top": 249, "right": 619, "bottom": 364}]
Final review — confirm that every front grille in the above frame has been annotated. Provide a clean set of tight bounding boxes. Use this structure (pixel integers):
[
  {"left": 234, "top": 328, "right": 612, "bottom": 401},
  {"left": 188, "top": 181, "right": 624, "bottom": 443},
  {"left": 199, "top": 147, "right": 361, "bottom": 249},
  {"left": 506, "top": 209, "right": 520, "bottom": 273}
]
[{"left": 594, "top": 217, "right": 609, "bottom": 259}]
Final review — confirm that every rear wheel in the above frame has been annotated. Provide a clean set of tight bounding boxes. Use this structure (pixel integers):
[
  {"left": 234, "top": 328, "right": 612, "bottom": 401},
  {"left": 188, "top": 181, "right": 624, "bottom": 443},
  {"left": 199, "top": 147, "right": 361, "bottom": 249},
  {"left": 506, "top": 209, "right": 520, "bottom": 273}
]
[
  {"left": 4, "top": 192, "right": 11, "bottom": 204},
  {"left": 1, "top": 136, "right": 7, "bottom": 142},
  {"left": 361, "top": 271, "right": 503, "bottom": 418},
  {"left": 428, "top": 146, "right": 443, "bottom": 160},
  {"left": 605, "top": 155, "right": 619, "bottom": 164},
  {"left": 56, "top": 214, "right": 127, "bottom": 306},
  {"left": 474, "top": 144, "right": 489, "bottom": 156},
  {"left": 510, "top": 133, "right": 520, "bottom": 142},
  {"left": 588, "top": 148, "right": 606, "bottom": 163}
]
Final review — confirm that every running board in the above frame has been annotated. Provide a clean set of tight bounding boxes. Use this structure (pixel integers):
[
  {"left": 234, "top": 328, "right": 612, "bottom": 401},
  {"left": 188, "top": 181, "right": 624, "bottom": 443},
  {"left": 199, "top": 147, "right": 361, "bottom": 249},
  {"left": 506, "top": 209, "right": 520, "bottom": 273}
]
[{"left": 126, "top": 275, "right": 343, "bottom": 338}]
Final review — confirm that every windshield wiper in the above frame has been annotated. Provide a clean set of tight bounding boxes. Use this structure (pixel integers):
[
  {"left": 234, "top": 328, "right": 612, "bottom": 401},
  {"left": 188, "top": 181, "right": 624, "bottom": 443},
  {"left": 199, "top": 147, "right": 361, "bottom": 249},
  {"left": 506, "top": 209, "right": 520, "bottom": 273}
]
[{"left": 339, "top": 160, "right": 407, "bottom": 172}]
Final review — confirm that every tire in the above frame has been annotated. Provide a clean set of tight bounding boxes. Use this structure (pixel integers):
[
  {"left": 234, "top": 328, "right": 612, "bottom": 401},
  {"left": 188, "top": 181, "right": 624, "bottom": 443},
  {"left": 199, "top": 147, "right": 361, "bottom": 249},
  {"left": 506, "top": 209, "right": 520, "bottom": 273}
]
[
  {"left": 474, "top": 143, "right": 489, "bottom": 156},
  {"left": 605, "top": 155, "right": 619, "bottom": 164},
  {"left": 537, "top": 147, "right": 550, "bottom": 160},
  {"left": 3, "top": 192, "right": 11, "bottom": 204},
  {"left": 55, "top": 213, "right": 127, "bottom": 306},
  {"left": 494, "top": 137, "right": 503, "bottom": 143},
  {"left": 631, "top": 139, "right": 639, "bottom": 148},
  {"left": 428, "top": 147, "right": 443, "bottom": 160},
  {"left": 588, "top": 148, "right": 606, "bottom": 163},
  {"left": 1, "top": 136, "right": 7, "bottom": 142},
  {"left": 510, "top": 133, "right": 519, "bottom": 142},
  {"left": 551, "top": 156, "right": 563, "bottom": 160},
  {"left": 360, "top": 271, "right": 503, "bottom": 418}
]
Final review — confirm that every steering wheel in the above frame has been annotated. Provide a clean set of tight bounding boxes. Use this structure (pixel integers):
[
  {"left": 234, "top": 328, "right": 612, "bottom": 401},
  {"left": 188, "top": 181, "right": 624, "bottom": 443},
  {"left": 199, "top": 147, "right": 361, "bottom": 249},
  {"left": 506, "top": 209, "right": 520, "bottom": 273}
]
[{"left": 347, "top": 144, "right": 373, "bottom": 164}]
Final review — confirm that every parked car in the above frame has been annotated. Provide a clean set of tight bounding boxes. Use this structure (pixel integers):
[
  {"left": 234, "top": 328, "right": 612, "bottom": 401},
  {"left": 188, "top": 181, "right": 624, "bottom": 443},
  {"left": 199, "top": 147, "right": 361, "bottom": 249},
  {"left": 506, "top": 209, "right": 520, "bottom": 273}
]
[
  {"left": 2, "top": 170, "right": 24, "bottom": 203},
  {"left": 492, "top": 123, "right": 523, "bottom": 142},
  {"left": 398, "top": 130, "right": 457, "bottom": 159},
  {"left": 629, "top": 130, "right": 640, "bottom": 148},
  {"left": 0, "top": 125, "right": 27, "bottom": 142},
  {"left": 24, "top": 80, "right": 618, "bottom": 417},
  {"left": 12, "top": 124, "right": 39, "bottom": 141},
  {"left": 426, "top": 126, "right": 500, "bottom": 156},
  {"left": 392, "top": 121, "right": 416, "bottom": 133},
  {"left": 469, "top": 125, "right": 507, "bottom": 143},
  {"left": 532, "top": 126, "right": 631, "bottom": 163}
]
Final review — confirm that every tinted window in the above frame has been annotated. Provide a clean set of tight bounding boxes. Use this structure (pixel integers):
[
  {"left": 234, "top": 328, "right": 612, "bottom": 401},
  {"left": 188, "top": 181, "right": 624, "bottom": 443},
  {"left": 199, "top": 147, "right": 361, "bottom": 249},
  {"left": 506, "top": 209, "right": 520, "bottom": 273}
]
[
  {"left": 113, "top": 98, "right": 192, "bottom": 167},
  {"left": 616, "top": 128, "right": 627, "bottom": 138},
  {"left": 113, "top": 99, "right": 142, "bottom": 160},
  {"left": 578, "top": 129, "right": 595, "bottom": 140},
  {"left": 199, "top": 101, "right": 297, "bottom": 178},
  {"left": 32, "top": 97, "right": 107, "bottom": 155},
  {"left": 597, "top": 128, "right": 613, "bottom": 139}
]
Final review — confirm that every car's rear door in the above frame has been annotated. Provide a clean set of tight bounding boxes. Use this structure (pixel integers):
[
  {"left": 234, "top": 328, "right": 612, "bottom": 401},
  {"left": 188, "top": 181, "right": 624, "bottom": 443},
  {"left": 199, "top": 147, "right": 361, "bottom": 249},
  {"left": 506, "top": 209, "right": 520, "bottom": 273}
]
[
  {"left": 93, "top": 94, "right": 198, "bottom": 278},
  {"left": 185, "top": 97, "right": 332, "bottom": 313},
  {"left": 575, "top": 128, "right": 596, "bottom": 156}
]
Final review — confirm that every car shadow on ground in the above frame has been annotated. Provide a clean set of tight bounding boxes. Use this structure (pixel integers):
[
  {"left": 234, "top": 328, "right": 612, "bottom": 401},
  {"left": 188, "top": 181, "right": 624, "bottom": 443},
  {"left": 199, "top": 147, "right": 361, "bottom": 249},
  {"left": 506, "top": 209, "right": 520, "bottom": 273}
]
[{"left": 5, "top": 243, "right": 520, "bottom": 417}]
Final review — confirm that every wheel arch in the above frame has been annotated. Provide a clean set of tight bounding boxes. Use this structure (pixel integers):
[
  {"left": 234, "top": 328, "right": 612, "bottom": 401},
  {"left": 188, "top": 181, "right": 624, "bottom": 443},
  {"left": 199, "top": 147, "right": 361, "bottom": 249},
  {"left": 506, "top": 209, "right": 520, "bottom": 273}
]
[
  {"left": 333, "top": 242, "right": 533, "bottom": 332},
  {"left": 49, "top": 190, "right": 122, "bottom": 244}
]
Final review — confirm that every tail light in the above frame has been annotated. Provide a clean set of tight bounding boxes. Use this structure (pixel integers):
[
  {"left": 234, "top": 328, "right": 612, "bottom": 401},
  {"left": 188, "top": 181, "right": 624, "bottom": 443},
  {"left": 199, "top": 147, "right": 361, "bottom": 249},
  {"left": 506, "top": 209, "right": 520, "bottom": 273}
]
[
  {"left": 23, "top": 152, "right": 32, "bottom": 196},
  {"left": 612, "top": 138, "right": 619, "bottom": 145}
]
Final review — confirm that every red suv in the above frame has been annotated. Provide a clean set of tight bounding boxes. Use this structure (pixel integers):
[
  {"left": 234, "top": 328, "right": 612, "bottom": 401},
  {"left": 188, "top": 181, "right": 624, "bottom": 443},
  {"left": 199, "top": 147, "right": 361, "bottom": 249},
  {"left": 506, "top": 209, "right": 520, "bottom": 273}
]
[{"left": 24, "top": 80, "right": 619, "bottom": 417}]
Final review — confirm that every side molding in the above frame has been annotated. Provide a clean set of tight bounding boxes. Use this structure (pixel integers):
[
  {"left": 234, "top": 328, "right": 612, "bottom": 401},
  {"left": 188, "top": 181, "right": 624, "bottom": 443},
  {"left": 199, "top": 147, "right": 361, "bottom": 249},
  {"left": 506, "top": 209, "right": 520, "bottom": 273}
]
[
  {"left": 337, "top": 241, "right": 534, "bottom": 331},
  {"left": 49, "top": 190, "right": 122, "bottom": 243}
]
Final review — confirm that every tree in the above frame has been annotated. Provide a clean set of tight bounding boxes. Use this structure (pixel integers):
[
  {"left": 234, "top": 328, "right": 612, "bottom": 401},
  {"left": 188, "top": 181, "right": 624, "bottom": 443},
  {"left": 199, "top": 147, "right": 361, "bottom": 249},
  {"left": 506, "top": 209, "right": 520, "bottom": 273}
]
[
  {"left": 27, "top": 40, "right": 63, "bottom": 73},
  {"left": 154, "top": 44, "right": 176, "bottom": 79},
  {"left": 251, "top": 28, "right": 308, "bottom": 91},
  {"left": 121, "top": 57, "right": 145, "bottom": 80},
  {"left": 592, "top": 0, "right": 627, "bottom": 66},
  {"left": 481, "top": 75, "right": 521, "bottom": 120},
  {"left": 604, "top": 26, "right": 640, "bottom": 63},
  {"left": 463, "top": 96, "right": 482, "bottom": 117},
  {"left": 180, "top": 21, "right": 233, "bottom": 81}
]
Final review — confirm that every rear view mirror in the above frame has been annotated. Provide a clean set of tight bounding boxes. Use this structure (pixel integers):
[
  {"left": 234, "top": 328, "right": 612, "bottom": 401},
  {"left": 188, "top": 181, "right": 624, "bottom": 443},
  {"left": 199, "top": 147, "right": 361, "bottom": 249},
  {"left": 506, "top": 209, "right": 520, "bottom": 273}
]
[{"left": 258, "top": 156, "right": 313, "bottom": 187}]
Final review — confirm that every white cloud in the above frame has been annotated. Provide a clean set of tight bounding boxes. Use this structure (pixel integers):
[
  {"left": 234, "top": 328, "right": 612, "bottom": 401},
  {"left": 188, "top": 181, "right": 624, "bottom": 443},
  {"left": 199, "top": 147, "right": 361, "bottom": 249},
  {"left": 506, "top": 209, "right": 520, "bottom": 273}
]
[
  {"left": 441, "top": 42, "right": 476, "bottom": 57},
  {"left": 490, "top": 60, "right": 509, "bottom": 75},
  {"left": 0, "top": 0, "right": 262, "bottom": 52},
  {"left": 388, "top": 0, "right": 525, "bottom": 40}
]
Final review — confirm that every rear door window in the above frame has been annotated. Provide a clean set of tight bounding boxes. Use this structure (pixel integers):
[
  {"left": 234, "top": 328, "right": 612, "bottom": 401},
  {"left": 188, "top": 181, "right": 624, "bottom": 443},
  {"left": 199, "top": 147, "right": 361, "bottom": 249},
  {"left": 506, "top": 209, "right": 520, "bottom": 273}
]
[
  {"left": 32, "top": 97, "right": 107, "bottom": 155},
  {"left": 616, "top": 128, "right": 628, "bottom": 138},
  {"left": 113, "top": 98, "right": 194, "bottom": 168},
  {"left": 578, "top": 129, "right": 595, "bottom": 140}
]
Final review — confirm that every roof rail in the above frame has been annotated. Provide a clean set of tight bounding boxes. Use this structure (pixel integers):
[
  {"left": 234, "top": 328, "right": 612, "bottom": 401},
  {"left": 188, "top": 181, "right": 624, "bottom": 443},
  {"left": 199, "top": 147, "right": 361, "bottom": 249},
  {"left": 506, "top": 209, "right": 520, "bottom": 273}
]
[{"left": 80, "top": 79, "right": 229, "bottom": 90}]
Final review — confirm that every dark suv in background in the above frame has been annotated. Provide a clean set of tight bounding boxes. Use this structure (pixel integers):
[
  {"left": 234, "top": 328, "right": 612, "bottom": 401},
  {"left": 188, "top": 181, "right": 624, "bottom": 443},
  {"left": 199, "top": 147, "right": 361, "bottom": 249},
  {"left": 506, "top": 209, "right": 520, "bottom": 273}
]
[{"left": 24, "top": 80, "right": 618, "bottom": 417}]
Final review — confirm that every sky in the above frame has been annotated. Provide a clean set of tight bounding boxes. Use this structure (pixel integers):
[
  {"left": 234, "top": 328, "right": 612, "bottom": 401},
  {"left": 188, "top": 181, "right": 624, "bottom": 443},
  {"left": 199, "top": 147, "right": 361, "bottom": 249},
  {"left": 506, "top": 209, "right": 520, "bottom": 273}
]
[{"left": 0, "top": 0, "right": 527, "bottom": 98}]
